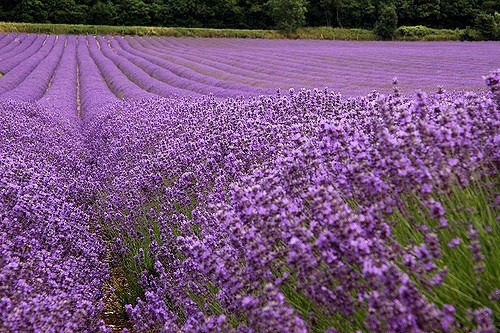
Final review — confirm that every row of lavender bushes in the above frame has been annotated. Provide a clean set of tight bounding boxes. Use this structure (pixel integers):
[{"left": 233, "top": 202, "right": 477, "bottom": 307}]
[
  {"left": 87, "top": 72, "right": 499, "bottom": 332},
  {"left": 0, "top": 68, "right": 498, "bottom": 331},
  {"left": 0, "top": 100, "right": 108, "bottom": 331}
]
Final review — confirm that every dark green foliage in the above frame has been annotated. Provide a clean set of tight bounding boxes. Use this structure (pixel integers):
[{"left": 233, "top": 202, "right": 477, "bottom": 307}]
[
  {"left": 45, "top": 0, "right": 87, "bottom": 24},
  {"left": 267, "top": 0, "right": 308, "bottom": 33},
  {"left": 475, "top": 13, "right": 499, "bottom": 40},
  {"left": 374, "top": 4, "right": 397, "bottom": 39},
  {"left": 88, "top": 1, "right": 117, "bottom": 25},
  {"left": 0, "top": 0, "right": 498, "bottom": 40},
  {"left": 395, "top": 25, "right": 462, "bottom": 40},
  {"left": 439, "top": 0, "right": 477, "bottom": 28},
  {"left": 237, "top": 0, "right": 273, "bottom": 29},
  {"left": 116, "top": 0, "right": 151, "bottom": 26},
  {"left": 306, "top": 0, "right": 375, "bottom": 29},
  {"left": 414, "top": 0, "right": 441, "bottom": 26},
  {"left": 459, "top": 26, "right": 483, "bottom": 41},
  {"left": 12, "top": 0, "right": 48, "bottom": 23}
]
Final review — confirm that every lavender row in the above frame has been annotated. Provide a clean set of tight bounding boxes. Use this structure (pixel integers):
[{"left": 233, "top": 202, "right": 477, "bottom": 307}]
[
  {"left": 96, "top": 36, "right": 195, "bottom": 98},
  {"left": 76, "top": 36, "right": 120, "bottom": 114},
  {"left": 145, "top": 37, "right": 500, "bottom": 96},
  {"left": 110, "top": 35, "right": 219, "bottom": 97},
  {"left": 2, "top": 35, "right": 67, "bottom": 101},
  {"left": 0, "top": 34, "right": 497, "bottom": 107},
  {"left": 0, "top": 33, "right": 28, "bottom": 57},
  {"left": 85, "top": 36, "right": 154, "bottom": 101},
  {"left": 114, "top": 35, "right": 226, "bottom": 97},
  {"left": 39, "top": 35, "right": 78, "bottom": 114},
  {"left": 121, "top": 36, "right": 270, "bottom": 97},
  {"left": 0, "top": 34, "right": 34, "bottom": 61},
  {"left": 0, "top": 34, "right": 47, "bottom": 74},
  {"left": 0, "top": 35, "right": 56, "bottom": 96},
  {"left": 151, "top": 36, "right": 314, "bottom": 88},
  {"left": 88, "top": 72, "right": 498, "bottom": 332},
  {"left": 133, "top": 36, "right": 276, "bottom": 95},
  {"left": 0, "top": 99, "right": 108, "bottom": 331},
  {"left": 148, "top": 36, "right": 328, "bottom": 87}
]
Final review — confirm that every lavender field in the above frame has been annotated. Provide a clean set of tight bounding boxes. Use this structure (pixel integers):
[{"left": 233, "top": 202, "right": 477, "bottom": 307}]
[{"left": 0, "top": 33, "right": 499, "bottom": 333}]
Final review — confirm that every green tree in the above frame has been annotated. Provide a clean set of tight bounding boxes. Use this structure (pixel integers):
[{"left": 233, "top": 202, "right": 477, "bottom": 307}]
[
  {"left": 239, "top": 0, "right": 273, "bottom": 29},
  {"left": 439, "top": 0, "right": 477, "bottom": 28},
  {"left": 145, "top": 0, "right": 172, "bottom": 27},
  {"left": 116, "top": 0, "right": 151, "bottom": 26},
  {"left": 13, "top": 0, "right": 48, "bottom": 23},
  {"left": 88, "top": 1, "right": 117, "bottom": 25},
  {"left": 267, "top": 0, "right": 308, "bottom": 33},
  {"left": 475, "top": 13, "right": 498, "bottom": 40},
  {"left": 374, "top": 4, "right": 398, "bottom": 39},
  {"left": 194, "top": 0, "right": 241, "bottom": 28},
  {"left": 307, "top": 0, "right": 375, "bottom": 29},
  {"left": 45, "top": 0, "right": 86, "bottom": 24},
  {"left": 341, "top": 0, "right": 375, "bottom": 28},
  {"left": 414, "top": 0, "right": 440, "bottom": 26},
  {"left": 319, "top": 0, "right": 343, "bottom": 27},
  {"left": 482, "top": 1, "right": 500, "bottom": 14}
]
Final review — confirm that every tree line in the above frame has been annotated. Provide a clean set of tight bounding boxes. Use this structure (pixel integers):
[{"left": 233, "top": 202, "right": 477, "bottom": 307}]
[{"left": 0, "top": 0, "right": 499, "bottom": 37}]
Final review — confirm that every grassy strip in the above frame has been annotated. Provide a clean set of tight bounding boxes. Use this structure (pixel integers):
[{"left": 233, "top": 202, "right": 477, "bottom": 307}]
[{"left": 0, "top": 21, "right": 475, "bottom": 41}]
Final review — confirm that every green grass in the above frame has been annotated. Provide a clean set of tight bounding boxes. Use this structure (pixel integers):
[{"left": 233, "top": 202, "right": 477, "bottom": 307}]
[{"left": 0, "top": 21, "right": 475, "bottom": 41}]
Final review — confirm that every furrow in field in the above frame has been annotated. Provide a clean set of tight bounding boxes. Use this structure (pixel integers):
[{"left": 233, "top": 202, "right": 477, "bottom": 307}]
[
  {"left": 110, "top": 35, "right": 248, "bottom": 97},
  {"left": 0, "top": 34, "right": 41, "bottom": 69},
  {"left": 107, "top": 37, "right": 205, "bottom": 97},
  {"left": 157, "top": 37, "right": 333, "bottom": 74},
  {"left": 133, "top": 36, "right": 417, "bottom": 95},
  {"left": 159, "top": 38, "right": 452, "bottom": 90},
  {"left": 85, "top": 36, "right": 154, "bottom": 100},
  {"left": 44, "top": 37, "right": 68, "bottom": 94},
  {"left": 135, "top": 37, "right": 278, "bottom": 91},
  {"left": 2, "top": 35, "right": 66, "bottom": 101},
  {"left": 39, "top": 36, "right": 79, "bottom": 115},
  {"left": 143, "top": 37, "right": 293, "bottom": 89},
  {"left": 147, "top": 37, "right": 318, "bottom": 89},
  {"left": 149, "top": 37, "right": 329, "bottom": 86},
  {"left": 123, "top": 36, "right": 268, "bottom": 97},
  {"left": 169, "top": 40, "right": 451, "bottom": 94},
  {"left": 143, "top": 37, "right": 284, "bottom": 87},
  {"left": 96, "top": 35, "right": 198, "bottom": 98},
  {"left": 76, "top": 50, "right": 82, "bottom": 118},
  {"left": 0, "top": 33, "right": 29, "bottom": 55},
  {"left": 76, "top": 36, "right": 120, "bottom": 114},
  {"left": 0, "top": 35, "right": 57, "bottom": 95},
  {"left": 0, "top": 33, "right": 25, "bottom": 55},
  {"left": 114, "top": 36, "right": 234, "bottom": 96}
]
